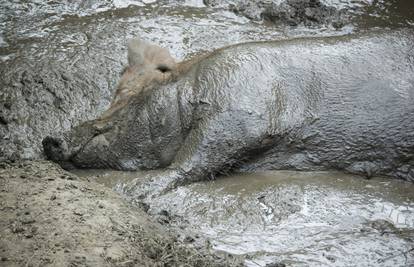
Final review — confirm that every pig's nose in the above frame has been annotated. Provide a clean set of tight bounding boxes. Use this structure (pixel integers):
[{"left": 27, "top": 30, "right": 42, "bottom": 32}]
[{"left": 42, "top": 136, "right": 68, "bottom": 161}]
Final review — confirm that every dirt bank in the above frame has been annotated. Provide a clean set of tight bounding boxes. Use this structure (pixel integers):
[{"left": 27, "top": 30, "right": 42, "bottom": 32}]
[{"left": 0, "top": 161, "right": 241, "bottom": 266}]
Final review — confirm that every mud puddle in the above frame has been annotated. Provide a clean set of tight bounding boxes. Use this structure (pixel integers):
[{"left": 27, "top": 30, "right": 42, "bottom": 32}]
[{"left": 73, "top": 170, "right": 414, "bottom": 266}]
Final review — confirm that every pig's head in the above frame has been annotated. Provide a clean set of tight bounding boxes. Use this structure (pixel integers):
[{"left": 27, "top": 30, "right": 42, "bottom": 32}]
[
  {"left": 109, "top": 38, "right": 177, "bottom": 113},
  {"left": 43, "top": 39, "right": 182, "bottom": 170}
]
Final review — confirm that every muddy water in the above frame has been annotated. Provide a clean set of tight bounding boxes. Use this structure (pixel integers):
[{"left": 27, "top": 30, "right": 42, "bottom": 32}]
[{"left": 74, "top": 170, "right": 414, "bottom": 266}]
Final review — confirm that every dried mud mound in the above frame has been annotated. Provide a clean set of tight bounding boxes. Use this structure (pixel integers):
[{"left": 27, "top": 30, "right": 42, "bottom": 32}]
[{"left": 0, "top": 161, "right": 240, "bottom": 267}]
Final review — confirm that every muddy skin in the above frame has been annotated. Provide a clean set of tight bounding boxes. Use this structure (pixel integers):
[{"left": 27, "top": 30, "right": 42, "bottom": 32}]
[
  {"left": 103, "top": 39, "right": 209, "bottom": 119},
  {"left": 44, "top": 29, "right": 414, "bottom": 201},
  {"left": 107, "top": 39, "right": 177, "bottom": 117}
]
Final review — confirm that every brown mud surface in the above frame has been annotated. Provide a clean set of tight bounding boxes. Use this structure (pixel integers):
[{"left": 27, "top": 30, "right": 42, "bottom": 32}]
[{"left": 0, "top": 161, "right": 241, "bottom": 267}]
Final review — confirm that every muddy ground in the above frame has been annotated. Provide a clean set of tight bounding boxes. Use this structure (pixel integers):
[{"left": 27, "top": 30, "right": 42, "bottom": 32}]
[
  {"left": 1, "top": 1, "right": 414, "bottom": 266},
  {"left": 0, "top": 161, "right": 242, "bottom": 266}
]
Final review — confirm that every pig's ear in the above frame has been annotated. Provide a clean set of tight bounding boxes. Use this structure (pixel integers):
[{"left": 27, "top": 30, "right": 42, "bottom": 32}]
[{"left": 127, "top": 39, "right": 145, "bottom": 67}]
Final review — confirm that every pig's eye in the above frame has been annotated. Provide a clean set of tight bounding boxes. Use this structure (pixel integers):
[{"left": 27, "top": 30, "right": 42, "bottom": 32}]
[
  {"left": 120, "top": 67, "right": 128, "bottom": 75},
  {"left": 156, "top": 64, "right": 171, "bottom": 73}
]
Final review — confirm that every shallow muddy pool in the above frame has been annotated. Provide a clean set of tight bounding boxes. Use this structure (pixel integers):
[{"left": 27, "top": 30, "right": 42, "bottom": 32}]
[{"left": 73, "top": 169, "right": 414, "bottom": 266}]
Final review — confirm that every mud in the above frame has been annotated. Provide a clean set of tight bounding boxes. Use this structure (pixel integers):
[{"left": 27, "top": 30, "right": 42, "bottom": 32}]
[
  {"left": 0, "top": 161, "right": 241, "bottom": 266},
  {"left": 204, "top": 0, "right": 349, "bottom": 27},
  {"left": 75, "top": 169, "right": 414, "bottom": 266},
  {"left": 1, "top": 1, "right": 414, "bottom": 266}
]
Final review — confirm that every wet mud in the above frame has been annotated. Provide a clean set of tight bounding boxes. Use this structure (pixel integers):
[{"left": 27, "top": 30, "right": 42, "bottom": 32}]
[{"left": 75, "top": 169, "right": 414, "bottom": 266}]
